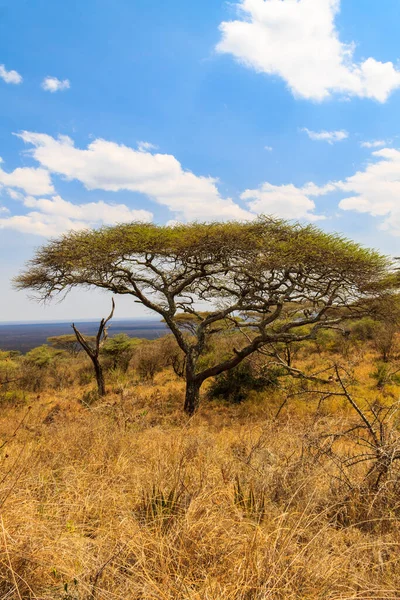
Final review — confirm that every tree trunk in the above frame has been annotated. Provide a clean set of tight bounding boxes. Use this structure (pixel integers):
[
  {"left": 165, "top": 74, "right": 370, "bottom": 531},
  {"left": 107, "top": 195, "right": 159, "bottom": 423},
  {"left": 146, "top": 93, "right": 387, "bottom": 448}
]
[
  {"left": 93, "top": 359, "right": 106, "bottom": 397},
  {"left": 72, "top": 299, "right": 115, "bottom": 400},
  {"left": 184, "top": 377, "right": 201, "bottom": 416}
]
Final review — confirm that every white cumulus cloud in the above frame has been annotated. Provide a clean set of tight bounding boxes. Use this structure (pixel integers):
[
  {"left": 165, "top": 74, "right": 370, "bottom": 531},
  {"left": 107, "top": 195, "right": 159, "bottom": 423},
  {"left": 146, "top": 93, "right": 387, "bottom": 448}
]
[
  {"left": 241, "top": 181, "right": 333, "bottom": 221},
  {"left": 15, "top": 131, "right": 400, "bottom": 234},
  {"left": 216, "top": 0, "right": 400, "bottom": 102},
  {"left": 0, "top": 163, "right": 54, "bottom": 196},
  {"left": 16, "top": 131, "right": 253, "bottom": 222},
  {"left": 242, "top": 144, "right": 400, "bottom": 234},
  {"left": 0, "top": 64, "right": 23, "bottom": 85},
  {"left": 0, "top": 195, "right": 153, "bottom": 237},
  {"left": 302, "top": 128, "right": 348, "bottom": 144},
  {"left": 337, "top": 147, "right": 400, "bottom": 235},
  {"left": 41, "top": 76, "right": 70, "bottom": 92}
]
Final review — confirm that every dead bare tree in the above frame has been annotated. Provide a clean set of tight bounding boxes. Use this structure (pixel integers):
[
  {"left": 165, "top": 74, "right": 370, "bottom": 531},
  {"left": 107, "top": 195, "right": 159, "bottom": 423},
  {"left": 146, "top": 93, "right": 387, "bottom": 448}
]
[
  {"left": 72, "top": 299, "right": 115, "bottom": 397},
  {"left": 327, "top": 365, "right": 400, "bottom": 492},
  {"left": 297, "top": 364, "right": 400, "bottom": 526}
]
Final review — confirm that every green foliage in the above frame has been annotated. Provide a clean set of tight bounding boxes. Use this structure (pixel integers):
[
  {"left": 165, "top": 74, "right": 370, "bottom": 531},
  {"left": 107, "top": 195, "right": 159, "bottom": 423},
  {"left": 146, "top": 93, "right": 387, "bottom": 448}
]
[
  {"left": 0, "top": 389, "right": 27, "bottom": 406},
  {"left": 0, "top": 350, "right": 19, "bottom": 362},
  {"left": 349, "top": 317, "right": 377, "bottom": 341},
  {"left": 0, "top": 350, "right": 21, "bottom": 360},
  {"left": 21, "top": 345, "right": 64, "bottom": 392},
  {"left": 0, "top": 350, "right": 20, "bottom": 383},
  {"left": 25, "top": 345, "right": 62, "bottom": 368},
  {"left": 349, "top": 317, "right": 399, "bottom": 361},
  {"left": 47, "top": 334, "right": 87, "bottom": 356},
  {"left": 370, "top": 363, "right": 400, "bottom": 389},
  {"left": 15, "top": 218, "right": 391, "bottom": 296},
  {"left": 313, "top": 328, "right": 348, "bottom": 354},
  {"left": 208, "top": 360, "right": 283, "bottom": 404},
  {"left": 371, "top": 363, "right": 391, "bottom": 389},
  {"left": 101, "top": 333, "right": 142, "bottom": 372},
  {"left": 14, "top": 217, "right": 397, "bottom": 413}
]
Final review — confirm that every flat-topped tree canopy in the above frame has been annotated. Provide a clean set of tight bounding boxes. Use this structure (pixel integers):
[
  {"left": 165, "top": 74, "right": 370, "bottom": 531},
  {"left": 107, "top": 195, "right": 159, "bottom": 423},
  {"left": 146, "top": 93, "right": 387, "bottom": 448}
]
[{"left": 14, "top": 217, "right": 396, "bottom": 414}]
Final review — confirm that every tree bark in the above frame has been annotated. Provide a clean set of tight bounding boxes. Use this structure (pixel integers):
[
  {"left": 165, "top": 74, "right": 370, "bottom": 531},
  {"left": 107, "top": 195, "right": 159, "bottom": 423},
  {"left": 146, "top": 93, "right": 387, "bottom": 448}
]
[
  {"left": 184, "top": 377, "right": 201, "bottom": 416},
  {"left": 93, "top": 359, "right": 106, "bottom": 397},
  {"left": 72, "top": 299, "right": 115, "bottom": 399},
  {"left": 183, "top": 353, "right": 202, "bottom": 416}
]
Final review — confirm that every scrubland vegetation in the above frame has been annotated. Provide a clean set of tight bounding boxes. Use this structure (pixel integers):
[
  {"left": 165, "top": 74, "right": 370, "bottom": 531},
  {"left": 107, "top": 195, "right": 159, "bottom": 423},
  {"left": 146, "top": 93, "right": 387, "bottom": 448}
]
[
  {"left": 4, "top": 217, "right": 400, "bottom": 598},
  {"left": 2, "top": 319, "right": 400, "bottom": 599}
]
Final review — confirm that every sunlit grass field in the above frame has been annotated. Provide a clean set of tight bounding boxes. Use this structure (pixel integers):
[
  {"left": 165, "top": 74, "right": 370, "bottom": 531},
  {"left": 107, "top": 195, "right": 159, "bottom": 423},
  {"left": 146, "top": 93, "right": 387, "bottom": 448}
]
[{"left": 1, "top": 341, "right": 400, "bottom": 599}]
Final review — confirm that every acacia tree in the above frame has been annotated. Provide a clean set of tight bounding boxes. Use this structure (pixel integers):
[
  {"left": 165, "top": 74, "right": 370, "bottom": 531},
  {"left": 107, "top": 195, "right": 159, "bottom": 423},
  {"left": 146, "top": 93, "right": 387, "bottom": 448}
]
[
  {"left": 47, "top": 334, "right": 91, "bottom": 357},
  {"left": 14, "top": 218, "right": 395, "bottom": 415}
]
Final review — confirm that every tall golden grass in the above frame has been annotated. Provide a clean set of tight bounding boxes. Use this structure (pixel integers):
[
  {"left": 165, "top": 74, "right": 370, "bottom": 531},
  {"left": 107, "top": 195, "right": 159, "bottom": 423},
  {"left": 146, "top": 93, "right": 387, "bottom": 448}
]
[{"left": 1, "top": 353, "right": 400, "bottom": 599}]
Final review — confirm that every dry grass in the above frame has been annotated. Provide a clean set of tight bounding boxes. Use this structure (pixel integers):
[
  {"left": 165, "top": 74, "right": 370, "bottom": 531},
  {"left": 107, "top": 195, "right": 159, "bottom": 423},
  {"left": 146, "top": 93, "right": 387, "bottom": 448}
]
[{"left": 1, "top": 360, "right": 400, "bottom": 599}]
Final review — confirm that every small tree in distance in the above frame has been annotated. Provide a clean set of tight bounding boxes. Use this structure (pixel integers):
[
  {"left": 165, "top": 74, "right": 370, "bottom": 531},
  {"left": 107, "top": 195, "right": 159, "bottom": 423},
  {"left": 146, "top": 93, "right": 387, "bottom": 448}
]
[
  {"left": 14, "top": 218, "right": 397, "bottom": 415},
  {"left": 47, "top": 334, "right": 91, "bottom": 357}
]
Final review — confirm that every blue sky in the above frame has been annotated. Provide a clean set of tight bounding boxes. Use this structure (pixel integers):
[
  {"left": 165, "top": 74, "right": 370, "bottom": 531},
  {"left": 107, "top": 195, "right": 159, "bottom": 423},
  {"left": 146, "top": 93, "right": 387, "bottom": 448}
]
[{"left": 1, "top": 0, "right": 400, "bottom": 321}]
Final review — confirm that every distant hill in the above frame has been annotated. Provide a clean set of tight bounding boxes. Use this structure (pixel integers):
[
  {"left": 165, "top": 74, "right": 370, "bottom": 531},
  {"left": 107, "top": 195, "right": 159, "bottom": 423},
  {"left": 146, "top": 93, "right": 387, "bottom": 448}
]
[{"left": 0, "top": 320, "right": 168, "bottom": 353}]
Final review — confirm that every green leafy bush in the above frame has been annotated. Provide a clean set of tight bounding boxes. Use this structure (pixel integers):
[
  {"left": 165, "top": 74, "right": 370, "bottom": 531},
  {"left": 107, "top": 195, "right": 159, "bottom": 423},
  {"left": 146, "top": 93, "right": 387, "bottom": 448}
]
[
  {"left": 21, "top": 345, "right": 64, "bottom": 391},
  {"left": 101, "top": 334, "right": 142, "bottom": 372},
  {"left": 25, "top": 345, "right": 62, "bottom": 368},
  {"left": 208, "top": 360, "right": 283, "bottom": 404}
]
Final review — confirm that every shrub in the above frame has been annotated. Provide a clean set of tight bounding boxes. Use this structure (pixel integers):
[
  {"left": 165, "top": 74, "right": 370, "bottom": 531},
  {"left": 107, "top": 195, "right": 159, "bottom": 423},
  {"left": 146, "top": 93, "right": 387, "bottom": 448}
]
[
  {"left": 350, "top": 317, "right": 400, "bottom": 362},
  {"left": 101, "top": 334, "right": 142, "bottom": 372},
  {"left": 313, "top": 328, "right": 348, "bottom": 354},
  {"left": 370, "top": 362, "right": 400, "bottom": 389},
  {"left": 0, "top": 351, "right": 21, "bottom": 388},
  {"left": 132, "top": 340, "right": 168, "bottom": 382},
  {"left": 349, "top": 317, "right": 377, "bottom": 341},
  {"left": 21, "top": 345, "right": 64, "bottom": 392},
  {"left": 0, "top": 389, "right": 27, "bottom": 406},
  {"left": 25, "top": 345, "right": 62, "bottom": 368},
  {"left": 208, "top": 360, "right": 283, "bottom": 404}
]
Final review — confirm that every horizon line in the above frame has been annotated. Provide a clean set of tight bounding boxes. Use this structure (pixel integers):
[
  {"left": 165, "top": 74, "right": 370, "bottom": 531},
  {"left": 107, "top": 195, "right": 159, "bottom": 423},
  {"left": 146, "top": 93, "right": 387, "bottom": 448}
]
[{"left": 0, "top": 317, "right": 164, "bottom": 326}]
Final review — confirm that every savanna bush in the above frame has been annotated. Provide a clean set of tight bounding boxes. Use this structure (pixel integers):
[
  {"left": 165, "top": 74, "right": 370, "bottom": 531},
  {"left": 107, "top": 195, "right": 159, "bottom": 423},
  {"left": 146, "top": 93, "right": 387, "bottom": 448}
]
[
  {"left": 20, "top": 345, "right": 73, "bottom": 392},
  {"left": 132, "top": 338, "right": 174, "bottom": 382},
  {"left": 208, "top": 359, "right": 284, "bottom": 404},
  {"left": 101, "top": 333, "right": 142, "bottom": 372}
]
